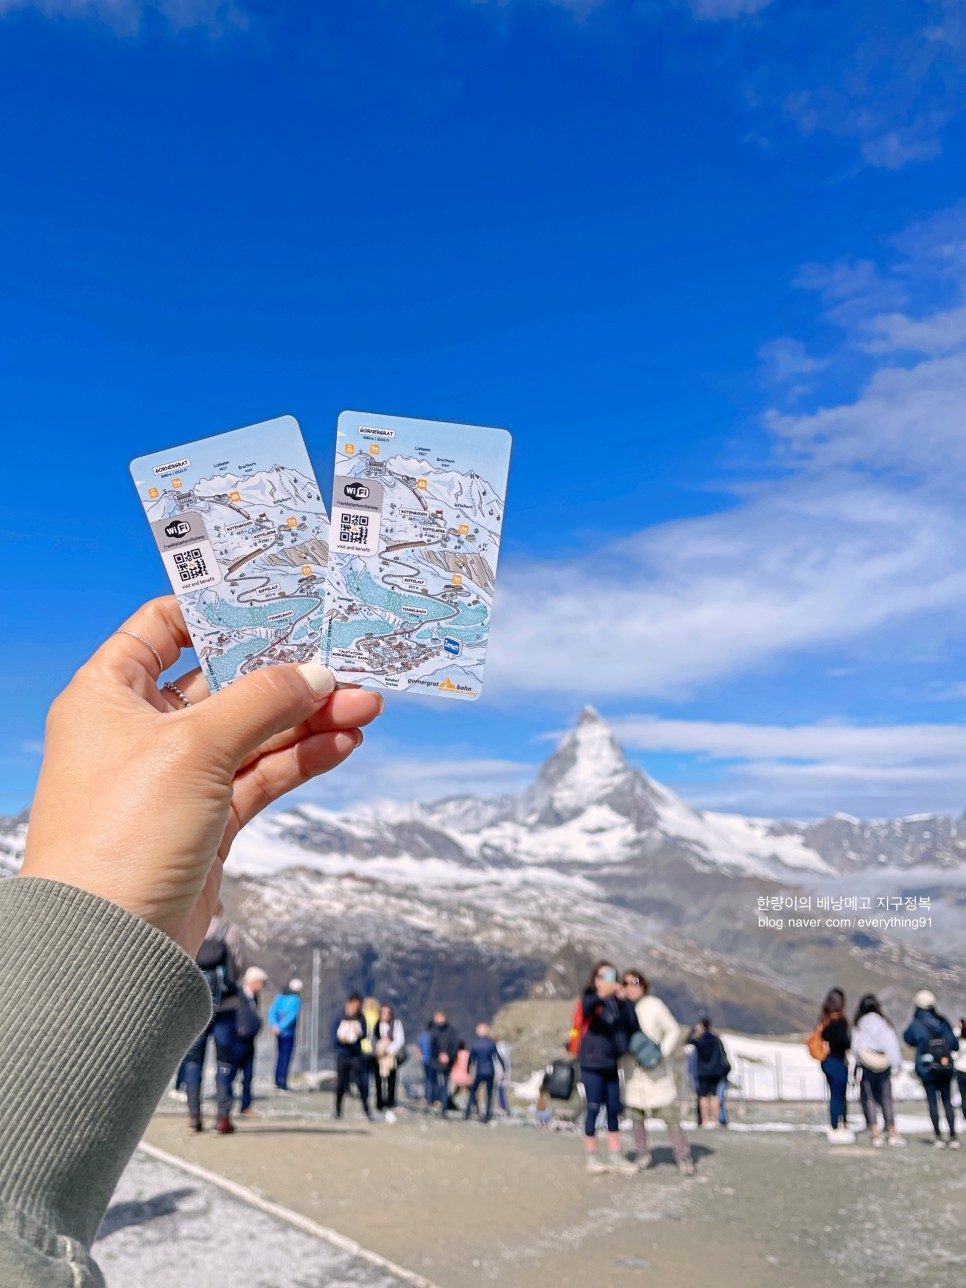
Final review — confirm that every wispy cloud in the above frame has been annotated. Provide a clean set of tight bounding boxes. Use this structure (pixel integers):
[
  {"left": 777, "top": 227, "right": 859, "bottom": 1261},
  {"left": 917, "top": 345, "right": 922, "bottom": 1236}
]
[
  {"left": 488, "top": 201, "right": 966, "bottom": 704},
  {"left": 0, "top": 0, "right": 248, "bottom": 35},
  {"left": 295, "top": 749, "right": 537, "bottom": 809},
  {"left": 610, "top": 715, "right": 966, "bottom": 819}
]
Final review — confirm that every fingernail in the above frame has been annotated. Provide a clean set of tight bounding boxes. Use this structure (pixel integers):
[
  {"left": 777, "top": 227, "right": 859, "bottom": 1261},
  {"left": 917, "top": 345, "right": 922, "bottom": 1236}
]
[
  {"left": 374, "top": 693, "right": 386, "bottom": 714},
  {"left": 333, "top": 729, "right": 362, "bottom": 755},
  {"left": 298, "top": 662, "right": 336, "bottom": 698}
]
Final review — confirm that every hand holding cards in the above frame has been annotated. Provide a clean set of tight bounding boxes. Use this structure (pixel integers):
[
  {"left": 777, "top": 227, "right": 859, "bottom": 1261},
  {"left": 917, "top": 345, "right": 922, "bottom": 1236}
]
[{"left": 131, "top": 412, "right": 511, "bottom": 701}]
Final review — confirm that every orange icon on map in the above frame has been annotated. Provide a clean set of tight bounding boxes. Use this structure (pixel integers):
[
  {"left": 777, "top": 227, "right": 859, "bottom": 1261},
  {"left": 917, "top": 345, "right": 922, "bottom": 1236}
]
[
  {"left": 287, "top": 517, "right": 298, "bottom": 528},
  {"left": 439, "top": 678, "right": 457, "bottom": 692},
  {"left": 451, "top": 574, "right": 463, "bottom": 585},
  {"left": 230, "top": 491, "right": 241, "bottom": 502},
  {"left": 417, "top": 479, "right": 427, "bottom": 490},
  {"left": 345, "top": 443, "right": 355, "bottom": 455},
  {"left": 369, "top": 445, "right": 380, "bottom": 456},
  {"left": 458, "top": 524, "right": 469, "bottom": 535},
  {"left": 172, "top": 478, "right": 183, "bottom": 489},
  {"left": 147, "top": 487, "right": 159, "bottom": 499},
  {"left": 301, "top": 565, "right": 312, "bottom": 576}
]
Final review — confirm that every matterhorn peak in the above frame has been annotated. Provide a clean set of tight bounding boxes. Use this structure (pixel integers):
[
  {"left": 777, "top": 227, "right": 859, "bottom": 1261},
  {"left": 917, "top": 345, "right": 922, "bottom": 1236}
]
[{"left": 516, "top": 709, "right": 658, "bottom": 827}]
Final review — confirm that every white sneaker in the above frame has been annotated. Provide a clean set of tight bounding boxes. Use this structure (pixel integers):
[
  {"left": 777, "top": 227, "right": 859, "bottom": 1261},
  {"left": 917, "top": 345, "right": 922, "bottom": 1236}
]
[
  {"left": 888, "top": 1135, "right": 907, "bottom": 1147},
  {"left": 949, "top": 1138, "right": 961, "bottom": 1151},
  {"left": 702, "top": 1121, "right": 718, "bottom": 1130},
  {"left": 586, "top": 1154, "right": 608, "bottom": 1175},
  {"left": 934, "top": 1137, "right": 946, "bottom": 1149},
  {"left": 827, "top": 1126, "right": 856, "bottom": 1145},
  {"left": 608, "top": 1154, "right": 640, "bottom": 1176},
  {"left": 872, "top": 1136, "right": 884, "bottom": 1148},
  {"left": 384, "top": 1110, "right": 397, "bottom": 1125}
]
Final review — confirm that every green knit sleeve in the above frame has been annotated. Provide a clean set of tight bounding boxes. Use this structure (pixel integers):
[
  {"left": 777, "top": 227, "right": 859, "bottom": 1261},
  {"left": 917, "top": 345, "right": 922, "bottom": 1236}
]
[{"left": 0, "top": 877, "right": 212, "bottom": 1286}]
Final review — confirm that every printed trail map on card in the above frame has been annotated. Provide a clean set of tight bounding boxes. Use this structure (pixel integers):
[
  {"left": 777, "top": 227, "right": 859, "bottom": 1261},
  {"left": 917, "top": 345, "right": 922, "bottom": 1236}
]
[
  {"left": 323, "top": 411, "right": 511, "bottom": 700},
  {"left": 131, "top": 415, "right": 329, "bottom": 691}
]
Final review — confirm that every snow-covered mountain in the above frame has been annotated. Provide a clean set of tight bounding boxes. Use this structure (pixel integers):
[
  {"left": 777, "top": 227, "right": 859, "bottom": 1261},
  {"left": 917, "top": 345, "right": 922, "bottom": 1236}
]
[{"left": 3, "top": 711, "right": 963, "bottom": 1037}]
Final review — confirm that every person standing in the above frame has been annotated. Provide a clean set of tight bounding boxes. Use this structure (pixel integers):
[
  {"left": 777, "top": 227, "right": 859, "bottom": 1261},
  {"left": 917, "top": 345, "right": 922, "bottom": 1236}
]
[
  {"left": 494, "top": 1036, "right": 512, "bottom": 1116},
  {"left": 428, "top": 1009, "right": 462, "bottom": 1117},
  {"left": 904, "top": 990, "right": 960, "bottom": 1149},
  {"left": 954, "top": 1019, "right": 966, "bottom": 1132},
  {"left": 184, "top": 901, "right": 247, "bottom": 1135},
  {"left": 851, "top": 993, "right": 905, "bottom": 1147},
  {"left": 268, "top": 979, "right": 303, "bottom": 1091},
  {"left": 232, "top": 966, "right": 267, "bottom": 1116},
  {"left": 373, "top": 1003, "right": 405, "bottom": 1121},
  {"left": 331, "top": 993, "right": 371, "bottom": 1120},
  {"left": 816, "top": 989, "right": 853, "bottom": 1143},
  {"left": 418, "top": 1023, "right": 434, "bottom": 1106},
  {"left": 463, "top": 1023, "right": 505, "bottom": 1124},
  {"left": 620, "top": 971, "right": 695, "bottom": 1175},
  {"left": 578, "top": 961, "right": 638, "bottom": 1174},
  {"left": 360, "top": 996, "right": 381, "bottom": 1106},
  {"left": 691, "top": 1016, "right": 731, "bottom": 1131}
]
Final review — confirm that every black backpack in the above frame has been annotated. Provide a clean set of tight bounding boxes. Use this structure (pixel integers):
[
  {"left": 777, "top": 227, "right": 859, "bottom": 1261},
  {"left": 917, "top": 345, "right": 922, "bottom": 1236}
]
[
  {"left": 925, "top": 1033, "right": 953, "bottom": 1069},
  {"left": 196, "top": 924, "right": 234, "bottom": 1007},
  {"left": 546, "top": 1058, "right": 577, "bottom": 1101}
]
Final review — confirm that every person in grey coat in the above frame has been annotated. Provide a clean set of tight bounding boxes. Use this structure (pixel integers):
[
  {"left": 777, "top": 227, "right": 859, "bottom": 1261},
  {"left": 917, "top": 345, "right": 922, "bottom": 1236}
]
[{"left": 0, "top": 596, "right": 384, "bottom": 1286}]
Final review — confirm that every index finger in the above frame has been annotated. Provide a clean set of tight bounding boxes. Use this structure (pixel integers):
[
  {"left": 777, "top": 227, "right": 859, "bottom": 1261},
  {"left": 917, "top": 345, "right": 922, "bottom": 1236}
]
[{"left": 88, "top": 596, "right": 194, "bottom": 685}]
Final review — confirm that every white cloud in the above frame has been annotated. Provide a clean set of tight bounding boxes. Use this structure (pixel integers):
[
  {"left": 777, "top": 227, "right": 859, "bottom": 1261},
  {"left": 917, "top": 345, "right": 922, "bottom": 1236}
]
[
  {"left": 0, "top": 0, "right": 248, "bottom": 34},
  {"left": 758, "top": 336, "right": 827, "bottom": 383},
  {"left": 488, "top": 472, "right": 966, "bottom": 699},
  {"left": 607, "top": 715, "right": 966, "bottom": 819},
  {"left": 296, "top": 751, "right": 537, "bottom": 809},
  {"left": 687, "top": 0, "right": 773, "bottom": 20}
]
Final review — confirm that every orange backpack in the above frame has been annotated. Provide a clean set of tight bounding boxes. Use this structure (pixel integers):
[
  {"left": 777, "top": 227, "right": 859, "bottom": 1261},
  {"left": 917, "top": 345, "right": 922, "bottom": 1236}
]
[
  {"left": 567, "top": 998, "right": 590, "bottom": 1058},
  {"left": 806, "top": 1018, "right": 831, "bottom": 1062}
]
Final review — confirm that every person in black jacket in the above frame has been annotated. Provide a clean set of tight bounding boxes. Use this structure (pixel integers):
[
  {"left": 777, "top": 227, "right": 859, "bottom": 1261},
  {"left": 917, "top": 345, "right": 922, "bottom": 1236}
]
[
  {"left": 428, "top": 1009, "right": 462, "bottom": 1117},
  {"left": 578, "top": 961, "right": 638, "bottom": 1175},
  {"left": 331, "top": 993, "right": 371, "bottom": 1121},
  {"left": 232, "top": 966, "right": 267, "bottom": 1116},
  {"left": 818, "top": 988, "right": 853, "bottom": 1143},
  {"left": 690, "top": 1016, "right": 731, "bottom": 1130},
  {"left": 463, "top": 1023, "right": 505, "bottom": 1124},
  {"left": 904, "top": 990, "right": 960, "bottom": 1149}
]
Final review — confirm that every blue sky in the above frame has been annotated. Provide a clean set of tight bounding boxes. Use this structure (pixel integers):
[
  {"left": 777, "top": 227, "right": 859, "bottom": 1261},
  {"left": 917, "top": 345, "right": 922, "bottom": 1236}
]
[{"left": 3, "top": 0, "right": 966, "bottom": 819}]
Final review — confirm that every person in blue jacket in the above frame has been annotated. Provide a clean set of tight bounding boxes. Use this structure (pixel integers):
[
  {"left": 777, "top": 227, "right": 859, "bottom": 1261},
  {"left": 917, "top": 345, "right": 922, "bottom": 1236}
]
[
  {"left": 268, "top": 978, "right": 303, "bottom": 1091},
  {"left": 463, "top": 1022, "right": 505, "bottom": 1123},
  {"left": 904, "top": 989, "right": 960, "bottom": 1149}
]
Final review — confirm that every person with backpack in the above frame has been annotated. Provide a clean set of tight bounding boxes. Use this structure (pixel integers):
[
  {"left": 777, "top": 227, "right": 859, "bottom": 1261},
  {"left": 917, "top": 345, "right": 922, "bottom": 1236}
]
[
  {"left": 577, "top": 960, "right": 638, "bottom": 1174},
  {"left": 810, "top": 988, "right": 853, "bottom": 1143},
  {"left": 232, "top": 966, "right": 268, "bottom": 1116},
  {"left": 620, "top": 971, "right": 694, "bottom": 1175},
  {"left": 690, "top": 1016, "right": 731, "bottom": 1131},
  {"left": 373, "top": 1003, "right": 405, "bottom": 1121},
  {"left": 954, "top": 1019, "right": 966, "bottom": 1131},
  {"left": 463, "top": 1022, "right": 505, "bottom": 1124},
  {"left": 903, "top": 990, "right": 960, "bottom": 1149},
  {"left": 184, "top": 901, "right": 247, "bottom": 1134},
  {"left": 267, "top": 979, "right": 303, "bottom": 1091},
  {"left": 851, "top": 993, "right": 904, "bottom": 1147},
  {"left": 428, "top": 1009, "right": 462, "bottom": 1117},
  {"left": 331, "top": 993, "right": 371, "bottom": 1120}
]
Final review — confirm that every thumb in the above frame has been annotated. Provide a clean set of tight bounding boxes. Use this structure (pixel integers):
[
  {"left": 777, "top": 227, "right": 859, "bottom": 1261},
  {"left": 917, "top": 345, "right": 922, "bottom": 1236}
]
[{"left": 186, "top": 661, "right": 336, "bottom": 765}]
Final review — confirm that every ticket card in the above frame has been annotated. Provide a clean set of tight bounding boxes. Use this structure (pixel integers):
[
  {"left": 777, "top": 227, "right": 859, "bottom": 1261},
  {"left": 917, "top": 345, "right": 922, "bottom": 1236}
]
[
  {"left": 131, "top": 416, "right": 329, "bottom": 691},
  {"left": 323, "top": 411, "right": 512, "bottom": 700}
]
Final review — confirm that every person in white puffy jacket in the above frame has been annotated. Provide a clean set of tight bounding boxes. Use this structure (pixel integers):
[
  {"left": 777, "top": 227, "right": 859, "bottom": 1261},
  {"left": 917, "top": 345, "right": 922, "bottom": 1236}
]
[
  {"left": 851, "top": 993, "right": 905, "bottom": 1147},
  {"left": 619, "top": 970, "right": 695, "bottom": 1176}
]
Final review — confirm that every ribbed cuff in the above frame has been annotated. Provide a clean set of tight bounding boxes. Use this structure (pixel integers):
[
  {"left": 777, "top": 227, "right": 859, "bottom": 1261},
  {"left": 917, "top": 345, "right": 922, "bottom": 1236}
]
[{"left": 0, "top": 878, "right": 212, "bottom": 1246}]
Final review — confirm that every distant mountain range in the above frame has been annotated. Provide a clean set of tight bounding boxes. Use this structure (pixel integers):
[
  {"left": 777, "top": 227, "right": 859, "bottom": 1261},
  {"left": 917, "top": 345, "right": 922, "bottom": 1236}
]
[{"left": 3, "top": 709, "right": 963, "bottom": 1040}]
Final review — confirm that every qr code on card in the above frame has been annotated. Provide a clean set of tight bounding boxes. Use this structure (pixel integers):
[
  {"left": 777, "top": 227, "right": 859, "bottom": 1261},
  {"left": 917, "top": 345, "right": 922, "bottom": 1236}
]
[
  {"left": 173, "top": 547, "right": 208, "bottom": 583},
  {"left": 339, "top": 513, "right": 370, "bottom": 545}
]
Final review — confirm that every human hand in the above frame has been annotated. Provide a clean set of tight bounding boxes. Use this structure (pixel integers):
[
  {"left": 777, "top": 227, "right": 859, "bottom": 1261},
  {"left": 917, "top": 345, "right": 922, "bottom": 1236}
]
[{"left": 21, "top": 597, "right": 383, "bottom": 955}]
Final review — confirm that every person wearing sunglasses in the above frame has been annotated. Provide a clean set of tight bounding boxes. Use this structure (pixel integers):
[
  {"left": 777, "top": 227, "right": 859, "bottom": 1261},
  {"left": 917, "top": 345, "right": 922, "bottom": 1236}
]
[
  {"left": 578, "top": 960, "right": 638, "bottom": 1174},
  {"left": 619, "top": 972, "right": 695, "bottom": 1176}
]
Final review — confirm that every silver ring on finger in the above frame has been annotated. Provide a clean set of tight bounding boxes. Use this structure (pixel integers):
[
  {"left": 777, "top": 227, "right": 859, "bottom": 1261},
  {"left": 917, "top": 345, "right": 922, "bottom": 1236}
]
[
  {"left": 162, "top": 681, "right": 191, "bottom": 708},
  {"left": 114, "top": 630, "right": 165, "bottom": 676}
]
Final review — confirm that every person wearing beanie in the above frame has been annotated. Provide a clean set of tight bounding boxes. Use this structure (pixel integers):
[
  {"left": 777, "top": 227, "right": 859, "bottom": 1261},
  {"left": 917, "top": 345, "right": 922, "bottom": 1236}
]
[
  {"left": 904, "top": 990, "right": 960, "bottom": 1148},
  {"left": 268, "top": 978, "right": 304, "bottom": 1091}
]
